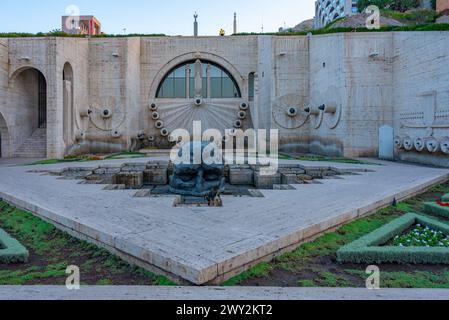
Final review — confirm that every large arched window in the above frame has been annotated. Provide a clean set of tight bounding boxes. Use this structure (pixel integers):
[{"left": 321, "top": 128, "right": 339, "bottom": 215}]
[{"left": 156, "top": 60, "right": 241, "bottom": 99}]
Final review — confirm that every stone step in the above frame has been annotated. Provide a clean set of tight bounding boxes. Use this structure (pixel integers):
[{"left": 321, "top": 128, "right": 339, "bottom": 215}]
[{"left": 13, "top": 129, "right": 47, "bottom": 158}]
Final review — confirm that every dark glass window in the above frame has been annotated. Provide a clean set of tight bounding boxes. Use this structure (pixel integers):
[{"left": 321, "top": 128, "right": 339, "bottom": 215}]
[{"left": 157, "top": 60, "right": 241, "bottom": 99}]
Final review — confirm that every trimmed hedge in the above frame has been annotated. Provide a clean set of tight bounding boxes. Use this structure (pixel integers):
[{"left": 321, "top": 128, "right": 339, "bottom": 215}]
[
  {"left": 424, "top": 202, "right": 449, "bottom": 218},
  {"left": 0, "top": 228, "right": 29, "bottom": 264},
  {"left": 337, "top": 213, "right": 449, "bottom": 264},
  {"left": 442, "top": 193, "right": 449, "bottom": 203}
]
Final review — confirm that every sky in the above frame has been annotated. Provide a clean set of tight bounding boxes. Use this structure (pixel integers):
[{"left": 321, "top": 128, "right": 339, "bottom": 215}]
[{"left": 1, "top": 0, "right": 315, "bottom": 35}]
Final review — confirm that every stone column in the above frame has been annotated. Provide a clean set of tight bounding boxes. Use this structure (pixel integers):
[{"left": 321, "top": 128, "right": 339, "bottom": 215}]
[
  {"left": 194, "top": 59, "right": 202, "bottom": 98},
  {"left": 206, "top": 64, "right": 211, "bottom": 99},
  {"left": 185, "top": 64, "right": 190, "bottom": 99}
]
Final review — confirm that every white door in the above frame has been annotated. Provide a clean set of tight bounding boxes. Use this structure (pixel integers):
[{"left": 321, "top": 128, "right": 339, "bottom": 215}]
[{"left": 379, "top": 125, "right": 394, "bottom": 160}]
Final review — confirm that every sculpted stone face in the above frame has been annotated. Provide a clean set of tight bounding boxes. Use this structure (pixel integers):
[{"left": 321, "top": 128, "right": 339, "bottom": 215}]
[{"left": 169, "top": 142, "right": 226, "bottom": 197}]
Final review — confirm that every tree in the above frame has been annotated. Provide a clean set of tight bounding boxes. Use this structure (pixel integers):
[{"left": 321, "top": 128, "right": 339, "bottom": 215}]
[
  {"left": 357, "top": 0, "right": 393, "bottom": 11},
  {"left": 357, "top": 0, "right": 419, "bottom": 12},
  {"left": 391, "top": 0, "right": 419, "bottom": 11}
]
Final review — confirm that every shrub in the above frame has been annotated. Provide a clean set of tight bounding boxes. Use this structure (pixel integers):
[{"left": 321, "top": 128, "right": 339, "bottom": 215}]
[
  {"left": 0, "top": 228, "right": 29, "bottom": 264},
  {"left": 357, "top": 0, "right": 393, "bottom": 11},
  {"left": 424, "top": 202, "right": 449, "bottom": 218},
  {"left": 337, "top": 213, "right": 449, "bottom": 264},
  {"left": 382, "top": 8, "right": 437, "bottom": 24}
]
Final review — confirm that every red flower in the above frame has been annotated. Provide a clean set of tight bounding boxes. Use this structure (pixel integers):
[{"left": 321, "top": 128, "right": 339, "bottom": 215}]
[{"left": 437, "top": 201, "right": 449, "bottom": 207}]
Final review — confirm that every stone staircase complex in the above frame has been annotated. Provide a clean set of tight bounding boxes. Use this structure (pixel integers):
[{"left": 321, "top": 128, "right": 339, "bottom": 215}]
[{"left": 13, "top": 129, "right": 47, "bottom": 158}]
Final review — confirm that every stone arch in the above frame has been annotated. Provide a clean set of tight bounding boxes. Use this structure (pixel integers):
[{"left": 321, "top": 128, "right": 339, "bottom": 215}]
[
  {"left": 8, "top": 66, "right": 48, "bottom": 158},
  {"left": 0, "top": 112, "right": 11, "bottom": 158},
  {"left": 63, "top": 62, "right": 74, "bottom": 149},
  {"left": 148, "top": 52, "right": 245, "bottom": 101}
]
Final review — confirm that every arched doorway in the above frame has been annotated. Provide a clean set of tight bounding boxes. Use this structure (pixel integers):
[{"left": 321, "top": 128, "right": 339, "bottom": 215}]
[
  {"left": 150, "top": 59, "right": 251, "bottom": 146},
  {"left": 63, "top": 62, "right": 74, "bottom": 149},
  {"left": 9, "top": 67, "right": 47, "bottom": 158},
  {"left": 0, "top": 112, "right": 10, "bottom": 158}
]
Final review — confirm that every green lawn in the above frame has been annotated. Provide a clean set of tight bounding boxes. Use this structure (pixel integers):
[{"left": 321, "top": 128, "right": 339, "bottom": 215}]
[
  {"left": 224, "top": 182, "right": 449, "bottom": 288},
  {"left": 0, "top": 201, "right": 176, "bottom": 285}
]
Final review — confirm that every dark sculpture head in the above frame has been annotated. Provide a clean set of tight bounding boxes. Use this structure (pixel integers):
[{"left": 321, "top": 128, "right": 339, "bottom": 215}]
[{"left": 169, "top": 141, "right": 226, "bottom": 197}]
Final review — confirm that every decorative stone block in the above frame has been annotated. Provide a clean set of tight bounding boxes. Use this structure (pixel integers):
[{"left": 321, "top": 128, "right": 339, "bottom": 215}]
[
  {"left": 322, "top": 170, "right": 337, "bottom": 177},
  {"left": 97, "top": 166, "right": 122, "bottom": 175},
  {"left": 229, "top": 166, "right": 254, "bottom": 185},
  {"left": 121, "top": 164, "right": 147, "bottom": 172},
  {"left": 281, "top": 174, "right": 303, "bottom": 185},
  {"left": 143, "top": 168, "right": 168, "bottom": 185},
  {"left": 296, "top": 174, "right": 313, "bottom": 181},
  {"left": 278, "top": 165, "right": 305, "bottom": 175},
  {"left": 305, "top": 169, "right": 324, "bottom": 178},
  {"left": 254, "top": 172, "right": 281, "bottom": 189},
  {"left": 112, "top": 172, "right": 143, "bottom": 189}
]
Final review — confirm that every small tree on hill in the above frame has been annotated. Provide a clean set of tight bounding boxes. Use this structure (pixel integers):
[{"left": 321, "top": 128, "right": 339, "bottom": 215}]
[
  {"left": 391, "top": 0, "right": 419, "bottom": 11},
  {"left": 357, "top": 0, "right": 419, "bottom": 12},
  {"left": 357, "top": 0, "right": 393, "bottom": 11}
]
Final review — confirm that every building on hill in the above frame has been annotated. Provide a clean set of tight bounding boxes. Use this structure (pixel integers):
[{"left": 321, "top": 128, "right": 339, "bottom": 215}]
[
  {"left": 62, "top": 15, "right": 101, "bottom": 36},
  {"left": 279, "top": 19, "right": 314, "bottom": 33},
  {"left": 437, "top": 0, "right": 449, "bottom": 13},
  {"left": 314, "top": 0, "right": 358, "bottom": 28}
]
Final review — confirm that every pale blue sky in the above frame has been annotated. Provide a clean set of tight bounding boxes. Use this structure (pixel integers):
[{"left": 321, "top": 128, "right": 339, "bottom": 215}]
[{"left": 1, "top": 0, "right": 315, "bottom": 35}]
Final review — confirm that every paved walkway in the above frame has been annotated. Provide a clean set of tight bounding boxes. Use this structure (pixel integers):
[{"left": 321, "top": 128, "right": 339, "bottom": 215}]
[
  {"left": 0, "top": 158, "right": 448, "bottom": 285},
  {"left": 0, "top": 286, "right": 447, "bottom": 300},
  {"left": 0, "top": 158, "right": 42, "bottom": 167}
]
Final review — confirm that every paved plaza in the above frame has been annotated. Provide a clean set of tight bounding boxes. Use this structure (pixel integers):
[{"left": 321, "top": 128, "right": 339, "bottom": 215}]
[
  {"left": 0, "top": 158, "right": 448, "bottom": 284},
  {"left": 0, "top": 286, "right": 448, "bottom": 300}
]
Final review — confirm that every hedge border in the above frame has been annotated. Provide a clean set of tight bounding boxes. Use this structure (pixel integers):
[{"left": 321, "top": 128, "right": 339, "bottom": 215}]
[
  {"left": 442, "top": 193, "right": 449, "bottom": 202},
  {"left": 424, "top": 202, "right": 449, "bottom": 219},
  {"left": 337, "top": 213, "right": 449, "bottom": 264},
  {"left": 0, "top": 228, "right": 29, "bottom": 264}
]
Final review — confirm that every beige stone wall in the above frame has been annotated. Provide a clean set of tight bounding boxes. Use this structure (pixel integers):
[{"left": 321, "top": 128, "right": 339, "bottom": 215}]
[
  {"left": 0, "top": 39, "right": 10, "bottom": 156},
  {"left": 85, "top": 38, "right": 130, "bottom": 153},
  {"left": 4, "top": 38, "right": 57, "bottom": 157},
  {"left": 309, "top": 34, "right": 346, "bottom": 156},
  {"left": 268, "top": 36, "right": 310, "bottom": 153},
  {"left": 255, "top": 36, "right": 274, "bottom": 131},
  {"left": 309, "top": 33, "right": 394, "bottom": 157},
  {"left": 0, "top": 33, "right": 448, "bottom": 166},
  {"left": 55, "top": 38, "right": 89, "bottom": 156},
  {"left": 393, "top": 32, "right": 449, "bottom": 167}
]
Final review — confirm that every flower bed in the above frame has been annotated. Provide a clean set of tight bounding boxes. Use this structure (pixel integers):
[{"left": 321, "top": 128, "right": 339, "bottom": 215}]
[
  {"left": 337, "top": 213, "right": 449, "bottom": 264},
  {"left": 392, "top": 224, "right": 449, "bottom": 248},
  {"left": 0, "top": 228, "right": 29, "bottom": 264}
]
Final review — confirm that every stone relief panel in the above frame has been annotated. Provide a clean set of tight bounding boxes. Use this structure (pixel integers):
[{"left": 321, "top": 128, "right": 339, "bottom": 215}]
[
  {"left": 74, "top": 96, "right": 126, "bottom": 143},
  {"left": 306, "top": 86, "right": 343, "bottom": 130},
  {"left": 272, "top": 94, "right": 309, "bottom": 129},
  {"left": 148, "top": 99, "right": 250, "bottom": 144},
  {"left": 395, "top": 91, "right": 449, "bottom": 155}
]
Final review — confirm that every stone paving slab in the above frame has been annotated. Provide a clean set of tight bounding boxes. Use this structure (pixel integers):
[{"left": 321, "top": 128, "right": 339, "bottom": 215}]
[
  {"left": 0, "top": 286, "right": 448, "bottom": 300},
  {"left": 0, "top": 158, "right": 448, "bottom": 284}
]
